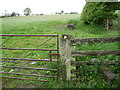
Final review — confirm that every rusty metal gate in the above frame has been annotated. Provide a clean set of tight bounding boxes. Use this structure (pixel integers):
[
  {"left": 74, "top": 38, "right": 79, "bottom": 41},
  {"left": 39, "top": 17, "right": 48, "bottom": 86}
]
[{"left": 0, "top": 34, "right": 59, "bottom": 82}]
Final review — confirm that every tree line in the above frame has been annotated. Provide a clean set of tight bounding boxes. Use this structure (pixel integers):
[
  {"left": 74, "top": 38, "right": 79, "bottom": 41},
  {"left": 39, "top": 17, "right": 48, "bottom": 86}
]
[
  {"left": 0, "top": 8, "right": 79, "bottom": 18},
  {"left": 0, "top": 8, "right": 31, "bottom": 18}
]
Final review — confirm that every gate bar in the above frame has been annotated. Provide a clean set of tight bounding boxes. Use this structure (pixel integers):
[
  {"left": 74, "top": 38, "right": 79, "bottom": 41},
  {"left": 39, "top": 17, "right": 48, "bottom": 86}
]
[
  {"left": 1, "top": 66, "right": 58, "bottom": 71},
  {"left": 50, "top": 54, "right": 60, "bottom": 56},
  {"left": 0, "top": 47, "right": 58, "bottom": 51},
  {"left": 1, "top": 76, "right": 49, "bottom": 82},
  {"left": 0, "top": 35, "right": 58, "bottom": 37},
  {"left": 0, "top": 72, "right": 56, "bottom": 78},
  {"left": 1, "top": 58, "right": 57, "bottom": 62}
]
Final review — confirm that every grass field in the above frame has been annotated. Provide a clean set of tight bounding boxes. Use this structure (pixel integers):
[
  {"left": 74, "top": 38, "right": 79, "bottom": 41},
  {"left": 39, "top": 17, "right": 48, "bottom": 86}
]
[{"left": 0, "top": 14, "right": 119, "bottom": 88}]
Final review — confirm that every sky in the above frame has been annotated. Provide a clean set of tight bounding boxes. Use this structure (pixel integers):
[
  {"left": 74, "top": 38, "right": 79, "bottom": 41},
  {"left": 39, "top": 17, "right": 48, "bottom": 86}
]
[{"left": 0, "top": 0, "right": 86, "bottom": 15}]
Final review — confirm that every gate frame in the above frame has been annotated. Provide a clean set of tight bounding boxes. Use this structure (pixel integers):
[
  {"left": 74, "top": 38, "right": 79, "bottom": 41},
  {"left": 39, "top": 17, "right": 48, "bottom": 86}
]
[{"left": 0, "top": 34, "right": 60, "bottom": 82}]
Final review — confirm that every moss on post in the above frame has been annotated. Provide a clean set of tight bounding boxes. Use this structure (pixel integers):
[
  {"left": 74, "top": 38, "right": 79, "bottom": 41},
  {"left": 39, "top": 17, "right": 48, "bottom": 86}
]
[{"left": 59, "top": 34, "right": 76, "bottom": 80}]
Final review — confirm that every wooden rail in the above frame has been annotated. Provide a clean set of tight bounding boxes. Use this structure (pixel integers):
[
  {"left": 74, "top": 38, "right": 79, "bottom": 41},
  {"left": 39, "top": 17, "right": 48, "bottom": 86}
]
[
  {"left": 100, "top": 67, "right": 116, "bottom": 85},
  {"left": 71, "top": 60, "right": 118, "bottom": 66},
  {"left": 71, "top": 36, "right": 120, "bottom": 45},
  {"left": 72, "top": 50, "right": 120, "bottom": 57}
]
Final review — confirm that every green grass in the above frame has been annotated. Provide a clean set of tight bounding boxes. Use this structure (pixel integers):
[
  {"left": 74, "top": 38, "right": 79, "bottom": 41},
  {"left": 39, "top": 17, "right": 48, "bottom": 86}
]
[{"left": 1, "top": 14, "right": 119, "bottom": 88}]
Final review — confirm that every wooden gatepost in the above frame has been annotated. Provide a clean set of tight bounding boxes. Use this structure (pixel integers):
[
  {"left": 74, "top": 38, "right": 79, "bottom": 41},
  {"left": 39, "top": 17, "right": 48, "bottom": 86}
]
[{"left": 59, "top": 34, "right": 76, "bottom": 80}]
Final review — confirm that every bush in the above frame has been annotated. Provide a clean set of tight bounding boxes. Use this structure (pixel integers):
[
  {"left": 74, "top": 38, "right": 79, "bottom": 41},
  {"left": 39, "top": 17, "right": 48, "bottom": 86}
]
[
  {"left": 11, "top": 12, "right": 16, "bottom": 17},
  {"left": 80, "top": 2, "right": 120, "bottom": 25},
  {"left": 0, "top": 16, "right": 7, "bottom": 18}
]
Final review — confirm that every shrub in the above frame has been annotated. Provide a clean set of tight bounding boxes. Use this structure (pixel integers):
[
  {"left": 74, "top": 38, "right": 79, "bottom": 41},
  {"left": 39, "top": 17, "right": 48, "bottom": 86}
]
[
  {"left": 0, "top": 16, "right": 7, "bottom": 18},
  {"left": 80, "top": 2, "right": 120, "bottom": 25}
]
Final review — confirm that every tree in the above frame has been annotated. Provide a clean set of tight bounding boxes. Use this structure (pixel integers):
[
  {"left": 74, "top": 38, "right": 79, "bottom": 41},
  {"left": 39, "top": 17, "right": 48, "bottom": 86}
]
[
  {"left": 80, "top": 2, "right": 120, "bottom": 25},
  {"left": 17, "top": 13, "right": 20, "bottom": 16},
  {"left": 24, "top": 8, "right": 31, "bottom": 16},
  {"left": 11, "top": 12, "right": 16, "bottom": 16},
  {"left": 61, "top": 10, "right": 64, "bottom": 14}
]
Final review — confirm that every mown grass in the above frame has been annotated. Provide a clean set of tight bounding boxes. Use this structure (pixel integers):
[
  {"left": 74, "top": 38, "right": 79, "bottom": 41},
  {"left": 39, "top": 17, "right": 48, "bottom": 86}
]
[{"left": 0, "top": 14, "right": 119, "bottom": 88}]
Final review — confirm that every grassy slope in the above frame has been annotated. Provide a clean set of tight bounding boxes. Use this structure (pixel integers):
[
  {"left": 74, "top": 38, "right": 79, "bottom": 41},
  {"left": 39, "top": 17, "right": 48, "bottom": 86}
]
[
  {"left": 1, "top": 14, "right": 118, "bottom": 37},
  {"left": 1, "top": 14, "right": 119, "bottom": 88}
]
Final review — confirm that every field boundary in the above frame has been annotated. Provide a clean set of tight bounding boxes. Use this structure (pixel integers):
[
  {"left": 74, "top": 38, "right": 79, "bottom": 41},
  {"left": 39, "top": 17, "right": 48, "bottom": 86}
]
[{"left": 60, "top": 34, "right": 120, "bottom": 85}]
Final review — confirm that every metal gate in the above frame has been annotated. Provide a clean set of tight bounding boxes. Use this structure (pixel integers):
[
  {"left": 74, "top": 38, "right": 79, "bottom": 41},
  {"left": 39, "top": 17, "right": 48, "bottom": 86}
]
[{"left": 0, "top": 34, "right": 59, "bottom": 82}]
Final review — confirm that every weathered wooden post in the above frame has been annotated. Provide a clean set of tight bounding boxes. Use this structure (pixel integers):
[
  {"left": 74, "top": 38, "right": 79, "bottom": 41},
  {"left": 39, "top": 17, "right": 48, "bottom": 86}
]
[
  {"left": 59, "top": 34, "right": 76, "bottom": 80},
  {"left": 100, "top": 67, "right": 116, "bottom": 86}
]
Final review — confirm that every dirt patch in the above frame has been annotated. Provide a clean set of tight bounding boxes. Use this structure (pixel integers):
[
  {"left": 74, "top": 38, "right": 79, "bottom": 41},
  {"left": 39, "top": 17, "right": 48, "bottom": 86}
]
[
  {"left": 17, "top": 83, "right": 25, "bottom": 88},
  {"left": 29, "top": 83, "right": 35, "bottom": 88},
  {"left": 50, "top": 25, "right": 65, "bottom": 30}
]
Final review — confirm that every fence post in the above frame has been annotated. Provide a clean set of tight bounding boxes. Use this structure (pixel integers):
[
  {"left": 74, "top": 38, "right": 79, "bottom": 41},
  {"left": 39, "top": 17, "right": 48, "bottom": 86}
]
[{"left": 59, "top": 34, "right": 76, "bottom": 80}]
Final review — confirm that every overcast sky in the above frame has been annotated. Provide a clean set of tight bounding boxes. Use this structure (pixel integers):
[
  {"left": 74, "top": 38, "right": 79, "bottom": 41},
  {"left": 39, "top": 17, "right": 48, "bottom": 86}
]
[{"left": 0, "top": 0, "right": 86, "bottom": 15}]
